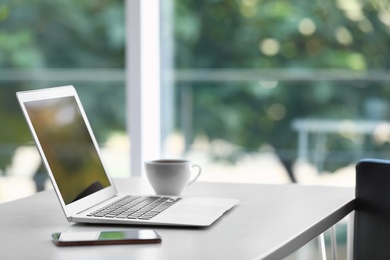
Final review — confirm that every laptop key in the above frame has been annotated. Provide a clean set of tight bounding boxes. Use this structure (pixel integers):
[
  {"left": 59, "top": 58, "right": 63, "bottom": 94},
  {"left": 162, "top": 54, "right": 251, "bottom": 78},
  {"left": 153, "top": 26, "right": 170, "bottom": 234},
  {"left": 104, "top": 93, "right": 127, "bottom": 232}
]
[
  {"left": 138, "top": 216, "right": 153, "bottom": 220},
  {"left": 104, "top": 215, "right": 117, "bottom": 218},
  {"left": 115, "top": 215, "right": 129, "bottom": 219}
]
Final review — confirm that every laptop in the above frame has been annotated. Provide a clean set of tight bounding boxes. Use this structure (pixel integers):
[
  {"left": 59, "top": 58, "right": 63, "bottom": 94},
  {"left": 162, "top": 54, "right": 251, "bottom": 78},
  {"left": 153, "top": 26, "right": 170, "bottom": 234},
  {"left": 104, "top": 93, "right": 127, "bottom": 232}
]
[{"left": 16, "top": 85, "right": 238, "bottom": 227}]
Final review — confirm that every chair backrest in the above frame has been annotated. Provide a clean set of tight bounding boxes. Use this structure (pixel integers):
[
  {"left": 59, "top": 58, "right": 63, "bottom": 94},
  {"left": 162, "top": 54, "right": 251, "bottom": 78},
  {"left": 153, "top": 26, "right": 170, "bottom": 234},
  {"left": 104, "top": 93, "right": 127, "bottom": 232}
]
[{"left": 354, "top": 158, "right": 390, "bottom": 259}]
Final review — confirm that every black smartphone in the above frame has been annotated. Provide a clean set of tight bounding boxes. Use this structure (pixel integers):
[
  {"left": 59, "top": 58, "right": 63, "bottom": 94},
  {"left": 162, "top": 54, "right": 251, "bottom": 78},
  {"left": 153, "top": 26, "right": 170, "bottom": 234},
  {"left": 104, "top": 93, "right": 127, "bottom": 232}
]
[{"left": 52, "top": 230, "right": 161, "bottom": 246}]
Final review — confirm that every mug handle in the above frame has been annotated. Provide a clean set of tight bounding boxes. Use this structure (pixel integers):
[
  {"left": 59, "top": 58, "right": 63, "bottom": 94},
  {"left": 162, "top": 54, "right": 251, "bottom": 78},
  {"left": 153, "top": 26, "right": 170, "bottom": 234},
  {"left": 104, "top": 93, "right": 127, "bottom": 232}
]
[{"left": 188, "top": 164, "right": 202, "bottom": 185}]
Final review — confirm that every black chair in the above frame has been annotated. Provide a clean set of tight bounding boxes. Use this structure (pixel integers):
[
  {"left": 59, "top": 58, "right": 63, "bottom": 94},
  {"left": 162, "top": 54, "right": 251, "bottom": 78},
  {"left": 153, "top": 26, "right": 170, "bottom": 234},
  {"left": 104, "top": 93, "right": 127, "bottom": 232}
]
[{"left": 354, "top": 158, "right": 390, "bottom": 259}]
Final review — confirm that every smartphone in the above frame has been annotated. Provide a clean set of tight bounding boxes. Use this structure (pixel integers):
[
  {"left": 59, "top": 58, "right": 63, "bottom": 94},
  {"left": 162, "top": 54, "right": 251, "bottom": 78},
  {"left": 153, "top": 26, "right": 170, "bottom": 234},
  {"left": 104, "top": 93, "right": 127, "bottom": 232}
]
[{"left": 52, "top": 230, "right": 161, "bottom": 246}]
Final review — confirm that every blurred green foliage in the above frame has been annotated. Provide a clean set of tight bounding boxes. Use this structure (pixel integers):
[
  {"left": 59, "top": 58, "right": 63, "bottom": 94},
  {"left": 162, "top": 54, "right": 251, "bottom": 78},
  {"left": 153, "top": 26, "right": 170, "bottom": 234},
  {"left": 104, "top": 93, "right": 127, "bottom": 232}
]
[
  {"left": 173, "top": 0, "right": 390, "bottom": 173},
  {"left": 0, "top": 0, "right": 125, "bottom": 173},
  {"left": 1, "top": 0, "right": 390, "bottom": 176}
]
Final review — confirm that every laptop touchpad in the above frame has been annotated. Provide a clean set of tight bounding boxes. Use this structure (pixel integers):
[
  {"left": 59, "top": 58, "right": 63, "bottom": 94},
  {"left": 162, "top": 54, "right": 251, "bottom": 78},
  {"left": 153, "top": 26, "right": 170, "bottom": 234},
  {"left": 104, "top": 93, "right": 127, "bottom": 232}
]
[{"left": 170, "top": 205, "right": 224, "bottom": 216}]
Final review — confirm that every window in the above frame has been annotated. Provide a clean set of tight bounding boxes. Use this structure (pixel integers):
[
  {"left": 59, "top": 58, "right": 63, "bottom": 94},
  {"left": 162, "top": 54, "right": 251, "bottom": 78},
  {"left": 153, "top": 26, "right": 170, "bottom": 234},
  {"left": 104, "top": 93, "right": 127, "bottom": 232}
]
[
  {"left": 0, "top": 1, "right": 128, "bottom": 201},
  {"left": 161, "top": 0, "right": 390, "bottom": 186},
  {"left": 2, "top": 0, "right": 390, "bottom": 202}
]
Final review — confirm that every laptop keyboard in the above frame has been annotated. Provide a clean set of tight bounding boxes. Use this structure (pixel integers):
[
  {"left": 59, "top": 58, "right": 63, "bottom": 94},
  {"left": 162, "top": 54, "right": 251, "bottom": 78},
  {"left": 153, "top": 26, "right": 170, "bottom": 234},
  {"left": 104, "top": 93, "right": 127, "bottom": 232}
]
[{"left": 87, "top": 195, "right": 181, "bottom": 220}]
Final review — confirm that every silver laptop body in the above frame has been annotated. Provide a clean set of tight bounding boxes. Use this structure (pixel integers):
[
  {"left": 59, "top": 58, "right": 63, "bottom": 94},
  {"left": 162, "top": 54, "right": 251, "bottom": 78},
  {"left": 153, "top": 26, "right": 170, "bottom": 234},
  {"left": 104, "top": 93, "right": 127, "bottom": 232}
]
[{"left": 16, "top": 85, "right": 238, "bottom": 227}]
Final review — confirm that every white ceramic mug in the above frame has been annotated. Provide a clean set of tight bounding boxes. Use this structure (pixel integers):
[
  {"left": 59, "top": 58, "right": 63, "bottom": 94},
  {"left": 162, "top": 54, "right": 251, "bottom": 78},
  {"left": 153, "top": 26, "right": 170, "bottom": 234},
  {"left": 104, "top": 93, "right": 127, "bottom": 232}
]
[{"left": 144, "top": 159, "right": 202, "bottom": 196}]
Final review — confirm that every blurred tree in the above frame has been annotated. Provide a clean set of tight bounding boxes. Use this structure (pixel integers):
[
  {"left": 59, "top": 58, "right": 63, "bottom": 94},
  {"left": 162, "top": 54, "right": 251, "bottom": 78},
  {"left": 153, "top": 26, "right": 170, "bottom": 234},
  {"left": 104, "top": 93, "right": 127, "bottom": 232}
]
[
  {"left": 173, "top": 0, "right": 390, "bottom": 180},
  {"left": 0, "top": 0, "right": 125, "bottom": 175},
  {"left": 1, "top": 0, "right": 390, "bottom": 184}
]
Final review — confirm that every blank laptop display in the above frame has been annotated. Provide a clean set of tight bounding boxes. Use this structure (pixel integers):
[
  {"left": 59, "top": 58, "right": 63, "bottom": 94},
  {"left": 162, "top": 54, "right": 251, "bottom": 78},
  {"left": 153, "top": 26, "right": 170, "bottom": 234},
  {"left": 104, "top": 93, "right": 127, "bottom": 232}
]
[
  {"left": 17, "top": 85, "right": 238, "bottom": 227},
  {"left": 24, "top": 96, "right": 111, "bottom": 204}
]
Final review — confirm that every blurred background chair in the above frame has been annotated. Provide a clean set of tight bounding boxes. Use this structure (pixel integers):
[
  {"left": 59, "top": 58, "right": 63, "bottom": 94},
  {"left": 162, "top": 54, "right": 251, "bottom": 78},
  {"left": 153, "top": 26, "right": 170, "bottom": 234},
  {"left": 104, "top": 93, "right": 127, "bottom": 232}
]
[{"left": 354, "top": 158, "right": 390, "bottom": 259}]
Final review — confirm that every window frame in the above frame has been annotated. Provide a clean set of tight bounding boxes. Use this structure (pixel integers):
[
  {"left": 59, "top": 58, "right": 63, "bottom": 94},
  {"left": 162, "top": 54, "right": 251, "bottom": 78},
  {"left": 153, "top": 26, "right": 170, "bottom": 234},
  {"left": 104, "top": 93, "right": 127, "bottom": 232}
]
[{"left": 126, "top": 0, "right": 162, "bottom": 177}]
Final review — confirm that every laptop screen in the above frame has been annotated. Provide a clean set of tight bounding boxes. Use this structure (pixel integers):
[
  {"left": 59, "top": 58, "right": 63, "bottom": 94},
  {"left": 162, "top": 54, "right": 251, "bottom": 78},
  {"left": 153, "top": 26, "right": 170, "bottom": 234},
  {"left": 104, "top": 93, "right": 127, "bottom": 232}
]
[{"left": 24, "top": 96, "right": 110, "bottom": 205}]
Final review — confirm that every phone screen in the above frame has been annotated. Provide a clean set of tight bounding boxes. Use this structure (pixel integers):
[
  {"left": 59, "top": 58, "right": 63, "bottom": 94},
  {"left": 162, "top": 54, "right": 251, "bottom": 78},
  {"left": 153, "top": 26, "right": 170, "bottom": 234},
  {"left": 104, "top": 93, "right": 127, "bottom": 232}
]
[{"left": 52, "top": 230, "right": 161, "bottom": 246}]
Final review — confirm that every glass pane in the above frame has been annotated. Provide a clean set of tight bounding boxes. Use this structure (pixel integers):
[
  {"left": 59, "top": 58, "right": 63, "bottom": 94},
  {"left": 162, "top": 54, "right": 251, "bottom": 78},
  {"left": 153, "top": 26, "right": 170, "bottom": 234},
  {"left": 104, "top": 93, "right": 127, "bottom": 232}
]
[
  {"left": 0, "top": 1, "right": 126, "bottom": 202},
  {"left": 161, "top": 0, "right": 390, "bottom": 186}
]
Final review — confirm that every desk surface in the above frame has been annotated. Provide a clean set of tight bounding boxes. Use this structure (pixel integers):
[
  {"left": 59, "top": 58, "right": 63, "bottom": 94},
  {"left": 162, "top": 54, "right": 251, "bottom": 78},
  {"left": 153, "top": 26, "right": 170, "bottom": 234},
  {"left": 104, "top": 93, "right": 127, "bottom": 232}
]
[{"left": 0, "top": 178, "right": 354, "bottom": 260}]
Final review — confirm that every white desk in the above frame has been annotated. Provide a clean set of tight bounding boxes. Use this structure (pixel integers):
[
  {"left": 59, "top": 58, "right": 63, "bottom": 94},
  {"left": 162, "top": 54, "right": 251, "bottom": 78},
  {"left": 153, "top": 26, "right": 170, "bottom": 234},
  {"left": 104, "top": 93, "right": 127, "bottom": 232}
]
[{"left": 0, "top": 178, "right": 354, "bottom": 260}]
